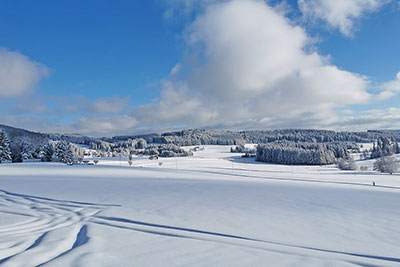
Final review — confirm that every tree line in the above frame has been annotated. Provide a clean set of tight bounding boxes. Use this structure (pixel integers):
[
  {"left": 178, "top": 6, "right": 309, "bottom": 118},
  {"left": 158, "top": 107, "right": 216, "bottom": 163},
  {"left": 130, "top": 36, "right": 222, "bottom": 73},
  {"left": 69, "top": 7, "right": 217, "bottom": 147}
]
[
  {"left": 255, "top": 141, "right": 355, "bottom": 165},
  {"left": 0, "top": 130, "right": 85, "bottom": 165}
]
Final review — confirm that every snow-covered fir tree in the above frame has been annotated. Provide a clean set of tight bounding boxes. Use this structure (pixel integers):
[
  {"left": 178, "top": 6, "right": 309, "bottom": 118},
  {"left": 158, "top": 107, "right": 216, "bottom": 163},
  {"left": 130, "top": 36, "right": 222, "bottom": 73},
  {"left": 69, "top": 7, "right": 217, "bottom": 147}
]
[
  {"left": 20, "top": 142, "right": 34, "bottom": 161},
  {"left": 0, "top": 130, "right": 12, "bottom": 163},
  {"left": 55, "top": 141, "right": 75, "bottom": 165},
  {"left": 370, "top": 137, "right": 400, "bottom": 159},
  {"left": 39, "top": 142, "right": 55, "bottom": 162},
  {"left": 256, "top": 141, "right": 352, "bottom": 165}
]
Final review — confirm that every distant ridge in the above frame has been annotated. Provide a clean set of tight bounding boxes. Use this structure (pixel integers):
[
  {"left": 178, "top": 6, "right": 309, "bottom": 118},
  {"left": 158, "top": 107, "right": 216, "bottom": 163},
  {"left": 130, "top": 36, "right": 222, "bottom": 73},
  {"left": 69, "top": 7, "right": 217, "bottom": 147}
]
[
  {"left": 1, "top": 123, "right": 400, "bottom": 146},
  {"left": 0, "top": 124, "right": 48, "bottom": 144}
]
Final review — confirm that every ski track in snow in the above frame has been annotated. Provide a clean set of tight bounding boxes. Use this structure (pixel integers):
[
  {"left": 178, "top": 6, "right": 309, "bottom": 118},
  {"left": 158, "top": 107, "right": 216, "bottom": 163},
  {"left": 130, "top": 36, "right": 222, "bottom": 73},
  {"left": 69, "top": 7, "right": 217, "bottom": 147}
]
[
  {"left": 0, "top": 189, "right": 117, "bottom": 266},
  {"left": 0, "top": 188, "right": 399, "bottom": 266}
]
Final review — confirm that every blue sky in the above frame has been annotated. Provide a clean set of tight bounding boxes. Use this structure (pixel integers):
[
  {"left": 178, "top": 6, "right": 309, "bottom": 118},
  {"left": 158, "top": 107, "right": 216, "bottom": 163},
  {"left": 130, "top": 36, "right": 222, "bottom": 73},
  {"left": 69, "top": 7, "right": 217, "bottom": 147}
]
[
  {"left": 0, "top": 1, "right": 178, "bottom": 102},
  {"left": 0, "top": 0, "right": 400, "bottom": 136}
]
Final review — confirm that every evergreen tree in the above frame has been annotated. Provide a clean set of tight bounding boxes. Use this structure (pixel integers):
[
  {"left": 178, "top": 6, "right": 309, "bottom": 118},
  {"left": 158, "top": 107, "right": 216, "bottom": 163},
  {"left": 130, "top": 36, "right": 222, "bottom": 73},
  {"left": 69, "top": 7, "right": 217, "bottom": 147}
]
[
  {"left": 370, "top": 137, "right": 398, "bottom": 159},
  {"left": 0, "top": 130, "right": 12, "bottom": 163},
  {"left": 20, "top": 142, "right": 33, "bottom": 161},
  {"left": 256, "top": 141, "right": 349, "bottom": 165},
  {"left": 39, "top": 142, "right": 54, "bottom": 162},
  {"left": 55, "top": 141, "right": 75, "bottom": 165}
]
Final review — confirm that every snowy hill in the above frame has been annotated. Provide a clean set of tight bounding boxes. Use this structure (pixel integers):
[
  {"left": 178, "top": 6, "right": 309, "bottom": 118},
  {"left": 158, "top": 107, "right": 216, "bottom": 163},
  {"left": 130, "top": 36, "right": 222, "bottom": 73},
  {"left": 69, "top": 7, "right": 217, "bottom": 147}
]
[
  {"left": 1, "top": 146, "right": 400, "bottom": 266},
  {"left": 0, "top": 124, "right": 48, "bottom": 144}
]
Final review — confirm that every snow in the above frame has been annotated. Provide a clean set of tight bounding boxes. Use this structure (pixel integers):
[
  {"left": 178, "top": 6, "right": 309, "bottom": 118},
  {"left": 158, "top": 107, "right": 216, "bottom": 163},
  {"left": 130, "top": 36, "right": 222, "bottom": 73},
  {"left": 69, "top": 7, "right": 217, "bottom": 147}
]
[
  {"left": 1, "top": 146, "right": 400, "bottom": 266},
  {"left": 358, "top": 143, "right": 374, "bottom": 152}
]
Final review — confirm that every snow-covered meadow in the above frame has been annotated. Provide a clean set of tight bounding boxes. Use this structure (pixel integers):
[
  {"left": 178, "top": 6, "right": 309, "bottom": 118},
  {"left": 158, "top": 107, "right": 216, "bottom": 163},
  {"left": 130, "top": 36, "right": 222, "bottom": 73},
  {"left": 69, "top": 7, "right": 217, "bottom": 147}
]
[{"left": 1, "top": 146, "right": 400, "bottom": 266}]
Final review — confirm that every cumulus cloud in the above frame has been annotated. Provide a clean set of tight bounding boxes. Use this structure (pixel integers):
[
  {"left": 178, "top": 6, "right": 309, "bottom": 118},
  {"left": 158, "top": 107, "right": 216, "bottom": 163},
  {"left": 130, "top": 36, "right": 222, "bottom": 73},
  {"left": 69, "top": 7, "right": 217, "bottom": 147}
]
[
  {"left": 133, "top": 0, "right": 371, "bottom": 130},
  {"left": 4, "top": 0, "right": 395, "bottom": 136},
  {"left": 135, "top": 81, "right": 217, "bottom": 128},
  {"left": 0, "top": 48, "right": 48, "bottom": 98},
  {"left": 299, "top": 0, "right": 391, "bottom": 36}
]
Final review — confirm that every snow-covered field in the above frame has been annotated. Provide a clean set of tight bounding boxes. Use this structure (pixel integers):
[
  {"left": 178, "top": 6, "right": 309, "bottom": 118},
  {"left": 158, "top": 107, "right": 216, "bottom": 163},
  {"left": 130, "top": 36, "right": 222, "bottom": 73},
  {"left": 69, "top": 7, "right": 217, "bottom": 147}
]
[{"left": 1, "top": 146, "right": 400, "bottom": 267}]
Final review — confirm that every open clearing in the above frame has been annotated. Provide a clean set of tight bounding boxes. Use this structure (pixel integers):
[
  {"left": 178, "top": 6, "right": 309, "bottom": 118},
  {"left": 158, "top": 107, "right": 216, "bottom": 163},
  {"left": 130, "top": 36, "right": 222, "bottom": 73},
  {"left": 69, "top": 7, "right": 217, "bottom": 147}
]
[{"left": 1, "top": 146, "right": 400, "bottom": 267}]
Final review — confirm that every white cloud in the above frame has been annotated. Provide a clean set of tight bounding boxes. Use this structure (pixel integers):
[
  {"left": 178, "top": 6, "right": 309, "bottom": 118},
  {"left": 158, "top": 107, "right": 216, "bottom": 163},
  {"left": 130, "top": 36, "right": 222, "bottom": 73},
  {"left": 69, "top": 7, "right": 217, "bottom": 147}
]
[
  {"left": 163, "top": 0, "right": 226, "bottom": 19},
  {"left": 376, "top": 71, "right": 400, "bottom": 100},
  {"left": 331, "top": 107, "right": 400, "bottom": 130},
  {"left": 169, "top": 64, "right": 181, "bottom": 75},
  {"left": 381, "top": 71, "right": 400, "bottom": 91},
  {"left": 0, "top": 48, "right": 48, "bottom": 98},
  {"left": 67, "top": 115, "right": 138, "bottom": 136},
  {"left": 9, "top": 97, "right": 50, "bottom": 114},
  {"left": 4, "top": 0, "right": 395, "bottom": 136},
  {"left": 0, "top": 114, "right": 53, "bottom": 133},
  {"left": 90, "top": 96, "right": 130, "bottom": 114},
  {"left": 133, "top": 0, "right": 371, "bottom": 130},
  {"left": 299, "top": 0, "right": 391, "bottom": 36},
  {"left": 135, "top": 81, "right": 217, "bottom": 128},
  {"left": 3, "top": 94, "right": 132, "bottom": 115},
  {"left": 0, "top": 112, "right": 139, "bottom": 137}
]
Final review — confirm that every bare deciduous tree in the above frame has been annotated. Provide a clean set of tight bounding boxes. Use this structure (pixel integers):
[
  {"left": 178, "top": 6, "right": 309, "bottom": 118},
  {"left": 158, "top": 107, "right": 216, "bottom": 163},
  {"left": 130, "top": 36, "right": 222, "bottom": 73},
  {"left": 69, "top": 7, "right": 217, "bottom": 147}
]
[{"left": 374, "top": 156, "right": 399, "bottom": 174}]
